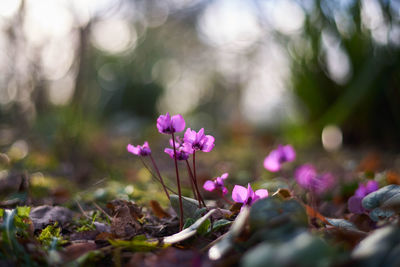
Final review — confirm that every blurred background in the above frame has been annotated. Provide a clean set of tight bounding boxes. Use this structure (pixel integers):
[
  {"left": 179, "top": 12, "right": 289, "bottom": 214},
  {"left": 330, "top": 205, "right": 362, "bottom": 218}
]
[{"left": 0, "top": 0, "right": 399, "bottom": 204}]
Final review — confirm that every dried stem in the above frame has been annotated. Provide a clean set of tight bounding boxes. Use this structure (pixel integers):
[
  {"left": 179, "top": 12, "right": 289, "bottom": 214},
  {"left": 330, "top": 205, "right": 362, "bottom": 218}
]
[
  {"left": 139, "top": 157, "right": 177, "bottom": 195},
  {"left": 171, "top": 132, "right": 184, "bottom": 230}
]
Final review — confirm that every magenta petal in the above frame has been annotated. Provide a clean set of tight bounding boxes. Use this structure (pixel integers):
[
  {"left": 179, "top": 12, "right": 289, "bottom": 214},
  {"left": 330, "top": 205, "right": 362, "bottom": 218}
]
[
  {"left": 184, "top": 128, "right": 196, "bottom": 144},
  {"left": 366, "top": 180, "right": 379, "bottom": 194},
  {"left": 255, "top": 189, "right": 269, "bottom": 199},
  {"left": 263, "top": 151, "right": 281, "bottom": 172},
  {"left": 348, "top": 196, "right": 364, "bottom": 214},
  {"left": 283, "top": 145, "right": 296, "bottom": 162},
  {"left": 203, "top": 180, "right": 216, "bottom": 192},
  {"left": 232, "top": 185, "right": 247, "bottom": 203},
  {"left": 182, "top": 142, "right": 194, "bottom": 154},
  {"left": 127, "top": 144, "right": 140, "bottom": 155},
  {"left": 246, "top": 183, "right": 255, "bottom": 200},
  {"left": 201, "top": 135, "right": 215, "bottom": 152},
  {"left": 164, "top": 148, "right": 174, "bottom": 159},
  {"left": 221, "top": 173, "right": 229, "bottom": 180},
  {"left": 222, "top": 187, "right": 229, "bottom": 195},
  {"left": 157, "top": 113, "right": 171, "bottom": 134},
  {"left": 171, "top": 114, "right": 185, "bottom": 132},
  {"left": 295, "top": 164, "right": 317, "bottom": 189}
]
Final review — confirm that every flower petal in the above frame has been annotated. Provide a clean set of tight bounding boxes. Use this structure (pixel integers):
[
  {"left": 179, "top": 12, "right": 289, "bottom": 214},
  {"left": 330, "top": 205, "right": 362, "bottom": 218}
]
[
  {"left": 127, "top": 144, "right": 140, "bottom": 155},
  {"left": 348, "top": 196, "right": 364, "bottom": 214},
  {"left": 157, "top": 113, "right": 171, "bottom": 134},
  {"left": 201, "top": 135, "right": 215, "bottom": 152},
  {"left": 255, "top": 189, "right": 269, "bottom": 199},
  {"left": 220, "top": 173, "right": 229, "bottom": 180},
  {"left": 171, "top": 114, "right": 185, "bottom": 132},
  {"left": 203, "top": 180, "right": 216, "bottom": 192},
  {"left": 232, "top": 185, "right": 248, "bottom": 203},
  {"left": 263, "top": 151, "right": 281, "bottom": 172},
  {"left": 222, "top": 187, "right": 229, "bottom": 195},
  {"left": 282, "top": 145, "right": 296, "bottom": 162},
  {"left": 184, "top": 128, "right": 196, "bottom": 144},
  {"left": 295, "top": 164, "right": 317, "bottom": 190},
  {"left": 164, "top": 148, "right": 174, "bottom": 159}
]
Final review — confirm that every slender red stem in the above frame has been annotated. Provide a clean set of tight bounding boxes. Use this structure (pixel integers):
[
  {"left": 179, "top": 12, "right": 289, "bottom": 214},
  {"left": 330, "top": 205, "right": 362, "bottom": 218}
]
[
  {"left": 149, "top": 155, "right": 170, "bottom": 200},
  {"left": 185, "top": 160, "right": 198, "bottom": 201},
  {"left": 192, "top": 151, "right": 207, "bottom": 208},
  {"left": 171, "top": 132, "right": 184, "bottom": 230},
  {"left": 186, "top": 159, "right": 207, "bottom": 208},
  {"left": 222, "top": 192, "right": 234, "bottom": 205}
]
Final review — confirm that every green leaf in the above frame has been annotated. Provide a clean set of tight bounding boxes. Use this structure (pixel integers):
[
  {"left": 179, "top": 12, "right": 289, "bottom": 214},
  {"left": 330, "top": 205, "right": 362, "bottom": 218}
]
[
  {"left": 38, "top": 222, "right": 67, "bottom": 249},
  {"left": 16, "top": 206, "right": 31, "bottom": 218},
  {"left": 369, "top": 208, "right": 395, "bottom": 222},
  {"left": 164, "top": 209, "right": 217, "bottom": 244},
  {"left": 197, "top": 219, "right": 210, "bottom": 235},
  {"left": 170, "top": 194, "right": 200, "bottom": 221},
  {"left": 183, "top": 218, "right": 195, "bottom": 229},
  {"left": 208, "top": 219, "right": 232, "bottom": 234},
  {"left": 326, "top": 218, "right": 360, "bottom": 231},
  {"left": 362, "top": 185, "right": 400, "bottom": 211},
  {"left": 362, "top": 185, "right": 400, "bottom": 221},
  {"left": 241, "top": 232, "right": 333, "bottom": 267},
  {"left": 352, "top": 226, "right": 400, "bottom": 267},
  {"left": 109, "top": 235, "right": 169, "bottom": 252},
  {"left": 249, "top": 197, "right": 307, "bottom": 231}
]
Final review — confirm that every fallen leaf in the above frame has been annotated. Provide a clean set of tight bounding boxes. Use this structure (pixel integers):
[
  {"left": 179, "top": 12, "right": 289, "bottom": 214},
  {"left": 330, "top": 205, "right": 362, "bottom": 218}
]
[
  {"left": 62, "top": 242, "right": 98, "bottom": 262},
  {"left": 149, "top": 200, "right": 170, "bottom": 219},
  {"left": 30, "top": 205, "right": 74, "bottom": 230},
  {"left": 305, "top": 205, "right": 329, "bottom": 224},
  {"left": 108, "top": 200, "right": 143, "bottom": 239}
]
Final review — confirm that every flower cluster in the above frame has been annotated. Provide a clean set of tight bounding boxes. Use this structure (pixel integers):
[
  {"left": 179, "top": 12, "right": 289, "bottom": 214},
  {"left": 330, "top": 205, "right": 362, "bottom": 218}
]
[
  {"left": 164, "top": 137, "right": 190, "bottom": 161},
  {"left": 294, "top": 164, "right": 335, "bottom": 194},
  {"left": 348, "top": 180, "right": 379, "bottom": 214},
  {"left": 203, "top": 173, "right": 229, "bottom": 195}
]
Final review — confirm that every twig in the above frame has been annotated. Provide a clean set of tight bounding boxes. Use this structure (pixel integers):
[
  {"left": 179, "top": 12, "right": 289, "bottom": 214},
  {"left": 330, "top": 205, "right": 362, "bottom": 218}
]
[
  {"left": 92, "top": 201, "right": 112, "bottom": 221},
  {"left": 75, "top": 199, "right": 91, "bottom": 219}
]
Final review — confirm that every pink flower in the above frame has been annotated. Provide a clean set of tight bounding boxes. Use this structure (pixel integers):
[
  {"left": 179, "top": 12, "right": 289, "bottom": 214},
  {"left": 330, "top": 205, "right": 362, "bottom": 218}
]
[
  {"left": 183, "top": 128, "right": 215, "bottom": 153},
  {"left": 164, "top": 137, "right": 190, "bottom": 160},
  {"left": 157, "top": 112, "right": 185, "bottom": 134},
  {"left": 127, "top": 141, "right": 151, "bottom": 156},
  {"left": 263, "top": 145, "right": 296, "bottom": 172},
  {"left": 294, "top": 164, "right": 335, "bottom": 194},
  {"left": 348, "top": 180, "right": 379, "bottom": 214},
  {"left": 232, "top": 183, "right": 268, "bottom": 207},
  {"left": 203, "top": 173, "right": 229, "bottom": 195}
]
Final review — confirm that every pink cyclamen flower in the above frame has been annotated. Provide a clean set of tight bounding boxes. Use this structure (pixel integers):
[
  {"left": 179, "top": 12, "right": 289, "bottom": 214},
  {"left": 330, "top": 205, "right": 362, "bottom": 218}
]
[
  {"left": 127, "top": 141, "right": 151, "bottom": 156},
  {"left": 348, "top": 180, "right": 379, "bottom": 214},
  {"left": 203, "top": 173, "right": 229, "bottom": 195},
  {"left": 294, "top": 164, "right": 335, "bottom": 194},
  {"left": 164, "top": 137, "right": 190, "bottom": 160},
  {"left": 183, "top": 128, "right": 215, "bottom": 153},
  {"left": 157, "top": 112, "right": 185, "bottom": 134},
  {"left": 263, "top": 145, "right": 296, "bottom": 172},
  {"left": 232, "top": 183, "right": 268, "bottom": 207}
]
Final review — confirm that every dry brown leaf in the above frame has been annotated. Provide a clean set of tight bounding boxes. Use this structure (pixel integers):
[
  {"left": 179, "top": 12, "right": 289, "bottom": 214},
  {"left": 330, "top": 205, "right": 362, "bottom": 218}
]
[
  {"left": 149, "top": 200, "right": 170, "bottom": 219},
  {"left": 305, "top": 204, "right": 329, "bottom": 224},
  {"left": 62, "top": 242, "right": 98, "bottom": 262},
  {"left": 387, "top": 170, "right": 400, "bottom": 185},
  {"left": 108, "top": 200, "right": 143, "bottom": 239}
]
